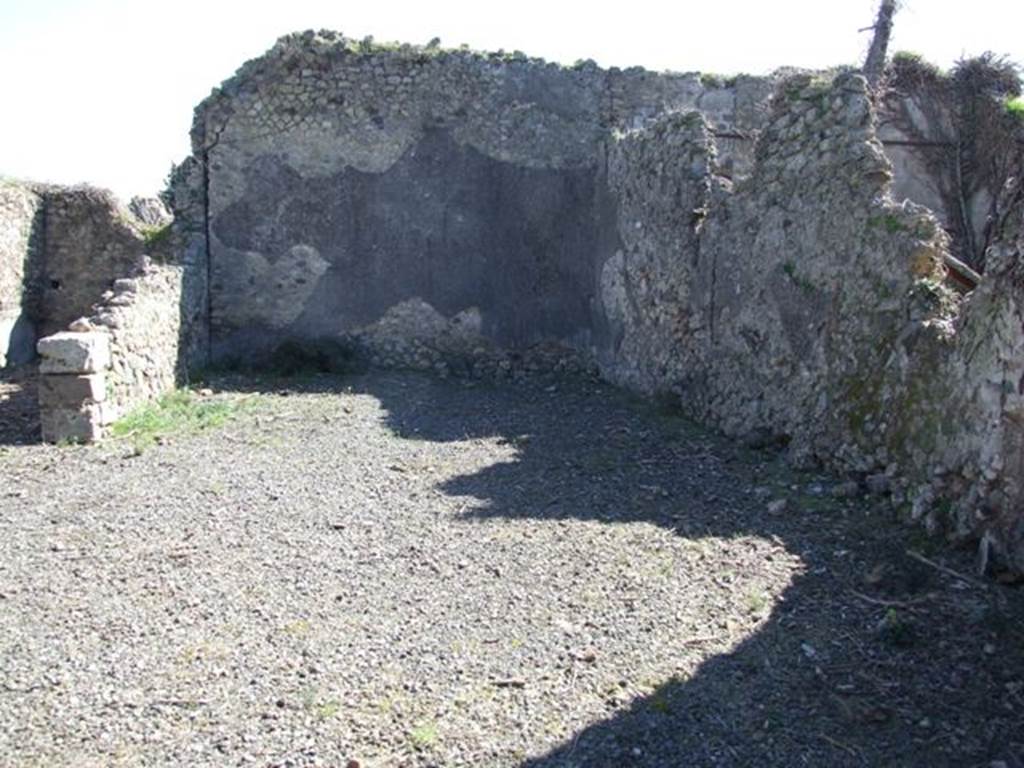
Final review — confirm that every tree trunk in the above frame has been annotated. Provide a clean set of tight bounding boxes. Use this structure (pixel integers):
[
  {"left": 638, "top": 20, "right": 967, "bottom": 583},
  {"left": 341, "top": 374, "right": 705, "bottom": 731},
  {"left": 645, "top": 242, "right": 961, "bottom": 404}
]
[{"left": 863, "top": 0, "right": 898, "bottom": 89}]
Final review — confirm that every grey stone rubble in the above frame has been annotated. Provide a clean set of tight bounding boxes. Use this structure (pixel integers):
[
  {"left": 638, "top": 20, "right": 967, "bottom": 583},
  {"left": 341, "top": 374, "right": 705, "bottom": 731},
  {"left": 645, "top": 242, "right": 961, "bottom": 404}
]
[{"left": 0, "top": 373, "right": 1022, "bottom": 766}]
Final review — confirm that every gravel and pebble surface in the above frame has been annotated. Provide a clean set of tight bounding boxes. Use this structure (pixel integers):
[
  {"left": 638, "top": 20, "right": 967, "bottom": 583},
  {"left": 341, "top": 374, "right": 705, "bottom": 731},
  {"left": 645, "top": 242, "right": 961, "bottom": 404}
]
[{"left": 1, "top": 368, "right": 1023, "bottom": 767}]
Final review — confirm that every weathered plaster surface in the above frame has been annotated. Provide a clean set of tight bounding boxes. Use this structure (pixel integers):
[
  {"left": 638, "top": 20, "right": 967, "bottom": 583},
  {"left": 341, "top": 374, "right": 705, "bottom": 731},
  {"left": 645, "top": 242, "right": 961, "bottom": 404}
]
[{"left": 186, "top": 33, "right": 774, "bottom": 360}]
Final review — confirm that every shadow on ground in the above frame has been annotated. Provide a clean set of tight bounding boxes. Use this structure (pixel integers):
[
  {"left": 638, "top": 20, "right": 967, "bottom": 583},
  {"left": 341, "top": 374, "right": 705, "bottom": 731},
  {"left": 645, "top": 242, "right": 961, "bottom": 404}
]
[
  {"left": 0, "top": 364, "right": 40, "bottom": 446},
  {"left": 221, "top": 370, "right": 1024, "bottom": 766}
]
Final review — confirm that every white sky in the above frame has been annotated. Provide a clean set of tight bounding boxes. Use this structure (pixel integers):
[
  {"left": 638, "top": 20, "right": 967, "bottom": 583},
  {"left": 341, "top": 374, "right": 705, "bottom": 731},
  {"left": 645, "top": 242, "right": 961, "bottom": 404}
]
[{"left": 0, "top": 0, "right": 1020, "bottom": 200}]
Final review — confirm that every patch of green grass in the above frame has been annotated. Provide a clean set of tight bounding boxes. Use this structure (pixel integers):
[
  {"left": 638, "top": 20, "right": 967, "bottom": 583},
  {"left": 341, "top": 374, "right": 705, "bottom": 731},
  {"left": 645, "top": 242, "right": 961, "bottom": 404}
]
[
  {"left": 409, "top": 721, "right": 439, "bottom": 750},
  {"left": 904, "top": 525, "right": 944, "bottom": 557},
  {"left": 648, "top": 692, "right": 672, "bottom": 714},
  {"left": 282, "top": 618, "right": 311, "bottom": 636},
  {"left": 700, "top": 72, "right": 741, "bottom": 89},
  {"left": 700, "top": 72, "right": 725, "bottom": 89},
  {"left": 298, "top": 686, "right": 341, "bottom": 720},
  {"left": 879, "top": 607, "right": 917, "bottom": 648},
  {"left": 892, "top": 50, "right": 926, "bottom": 65},
  {"left": 797, "top": 493, "right": 841, "bottom": 514},
  {"left": 782, "top": 260, "right": 815, "bottom": 294},
  {"left": 1007, "top": 97, "right": 1024, "bottom": 119},
  {"left": 745, "top": 589, "right": 770, "bottom": 614},
  {"left": 868, "top": 214, "right": 907, "bottom": 234},
  {"left": 314, "top": 699, "right": 341, "bottom": 720},
  {"left": 889, "top": 51, "right": 945, "bottom": 86},
  {"left": 141, "top": 222, "right": 172, "bottom": 246},
  {"left": 891, "top": 51, "right": 942, "bottom": 77},
  {"left": 110, "top": 389, "right": 257, "bottom": 453}
]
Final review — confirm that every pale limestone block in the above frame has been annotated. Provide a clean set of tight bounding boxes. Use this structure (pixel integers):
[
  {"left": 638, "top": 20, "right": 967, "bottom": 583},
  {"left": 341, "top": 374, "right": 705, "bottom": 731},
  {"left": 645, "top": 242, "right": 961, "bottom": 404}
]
[
  {"left": 37, "top": 332, "right": 110, "bottom": 374},
  {"left": 40, "top": 404, "right": 105, "bottom": 443},
  {"left": 38, "top": 373, "right": 106, "bottom": 409}
]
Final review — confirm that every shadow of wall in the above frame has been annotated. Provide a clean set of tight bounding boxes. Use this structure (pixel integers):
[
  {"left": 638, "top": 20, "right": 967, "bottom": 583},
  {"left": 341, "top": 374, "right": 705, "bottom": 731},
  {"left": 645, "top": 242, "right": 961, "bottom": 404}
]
[
  {"left": 365, "top": 373, "right": 1024, "bottom": 767},
  {"left": 213, "top": 370, "right": 1024, "bottom": 766}
]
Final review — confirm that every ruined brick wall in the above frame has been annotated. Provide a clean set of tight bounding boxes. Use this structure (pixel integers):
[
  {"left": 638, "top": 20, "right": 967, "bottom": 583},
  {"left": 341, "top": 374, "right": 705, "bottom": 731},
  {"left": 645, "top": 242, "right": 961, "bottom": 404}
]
[
  {"left": 877, "top": 61, "right": 1023, "bottom": 272},
  {"left": 38, "top": 187, "right": 152, "bottom": 337},
  {"left": 0, "top": 181, "right": 205, "bottom": 441},
  {"left": 601, "top": 72, "right": 1024, "bottom": 572},
  {"left": 166, "top": 158, "right": 210, "bottom": 369},
  {"left": 85, "top": 262, "right": 185, "bottom": 415},
  {"left": 173, "top": 34, "right": 1024, "bottom": 570},
  {"left": 0, "top": 182, "right": 170, "bottom": 368},
  {"left": 36, "top": 260, "right": 186, "bottom": 443},
  {"left": 0, "top": 182, "right": 44, "bottom": 367},
  {"left": 181, "top": 32, "right": 774, "bottom": 362},
  {"left": 600, "top": 113, "right": 714, "bottom": 393}
]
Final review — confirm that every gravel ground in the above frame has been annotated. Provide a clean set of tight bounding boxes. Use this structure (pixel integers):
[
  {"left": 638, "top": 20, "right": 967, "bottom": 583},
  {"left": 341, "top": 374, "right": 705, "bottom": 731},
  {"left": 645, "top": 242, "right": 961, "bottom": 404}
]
[{"left": 1, "top": 368, "right": 1023, "bottom": 767}]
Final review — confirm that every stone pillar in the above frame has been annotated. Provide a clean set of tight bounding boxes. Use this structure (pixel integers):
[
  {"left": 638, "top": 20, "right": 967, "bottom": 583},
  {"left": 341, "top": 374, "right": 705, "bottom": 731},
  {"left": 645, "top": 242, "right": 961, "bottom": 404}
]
[{"left": 36, "top": 331, "right": 112, "bottom": 443}]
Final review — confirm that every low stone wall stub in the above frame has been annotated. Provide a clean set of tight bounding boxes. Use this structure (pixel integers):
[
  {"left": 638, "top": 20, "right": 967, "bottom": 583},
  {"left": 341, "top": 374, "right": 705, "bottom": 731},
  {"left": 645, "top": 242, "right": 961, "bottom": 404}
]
[
  {"left": 36, "top": 331, "right": 112, "bottom": 442},
  {"left": 35, "top": 258, "right": 187, "bottom": 443}
]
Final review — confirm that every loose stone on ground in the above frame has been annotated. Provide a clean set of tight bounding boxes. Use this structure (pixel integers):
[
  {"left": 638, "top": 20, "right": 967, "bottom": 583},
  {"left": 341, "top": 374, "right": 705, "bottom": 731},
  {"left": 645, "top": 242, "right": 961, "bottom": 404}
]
[{"left": 0, "top": 371, "right": 1021, "bottom": 767}]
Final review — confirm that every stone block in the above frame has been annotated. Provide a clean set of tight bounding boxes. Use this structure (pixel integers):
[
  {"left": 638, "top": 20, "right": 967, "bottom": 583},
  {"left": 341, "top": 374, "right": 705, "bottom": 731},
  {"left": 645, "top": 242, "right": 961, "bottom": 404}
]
[
  {"left": 38, "top": 373, "right": 106, "bottom": 409},
  {"left": 37, "top": 332, "right": 110, "bottom": 374},
  {"left": 40, "top": 404, "right": 106, "bottom": 443}
]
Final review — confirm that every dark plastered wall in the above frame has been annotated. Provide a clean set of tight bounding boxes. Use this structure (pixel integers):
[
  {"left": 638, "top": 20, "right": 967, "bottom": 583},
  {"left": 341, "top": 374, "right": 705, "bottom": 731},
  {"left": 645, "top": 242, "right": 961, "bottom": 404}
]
[
  {"left": 208, "top": 129, "right": 622, "bottom": 356},
  {"left": 191, "top": 33, "right": 774, "bottom": 362}
]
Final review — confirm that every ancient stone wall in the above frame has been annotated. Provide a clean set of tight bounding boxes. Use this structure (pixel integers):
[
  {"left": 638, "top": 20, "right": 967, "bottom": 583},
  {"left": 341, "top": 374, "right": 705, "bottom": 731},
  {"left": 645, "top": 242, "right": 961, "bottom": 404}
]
[
  {"left": 936, "top": 178, "right": 1024, "bottom": 572},
  {"left": 36, "top": 260, "right": 186, "bottom": 442},
  {"left": 38, "top": 187, "right": 152, "bottom": 337},
  {"left": 83, "top": 261, "right": 185, "bottom": 415},
  {"left": 180, "top": 32, "right": 774, "bottom": 361},
  {"left": 599, "top": 72, "right": 1024, "bottom": 572},
  {"left": 166, "top": 158, "right": 210, "bottom": 369},
  {"left": 878, "top": 57, "right": 1024, "bottom": 272},
  {"left": 2, "top": 32, "right": 1010, "bottom": 567},
  {"left": 0, "top": 182, "right": 44, "bottom": 367},
  {"left": 171, "top": 35, "right": 1024, "bottom": 570},
  {"left": 600, "top": 113, "right": 713, "bottom": 393},
  {"left": 0, "top": 181, "right": 177, "bottom": 370},
  {"left": 0, "top": 180, "right": 205, "bottom": 442}
]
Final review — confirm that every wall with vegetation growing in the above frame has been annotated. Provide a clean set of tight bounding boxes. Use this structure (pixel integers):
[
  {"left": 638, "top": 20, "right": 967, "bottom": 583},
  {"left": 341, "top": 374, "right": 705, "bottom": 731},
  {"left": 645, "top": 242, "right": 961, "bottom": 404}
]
[
  {"left": 0, "top": 181, "right": 178, "bottom": 369},
  {"left": 878, "top": 52, "right": 1024, "bottom": 272},
  {"left": 0, "top": 180, "right": 205, "bottom": 443},
  {"left": 36, "top": 259, "right": 187, "bottom": 443},
  {"left": 602, "top": 71, "right": 1024, "bottom": 574},
  {"left": 169, "top": 33, "right": 1024, "bottom": 572}
]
